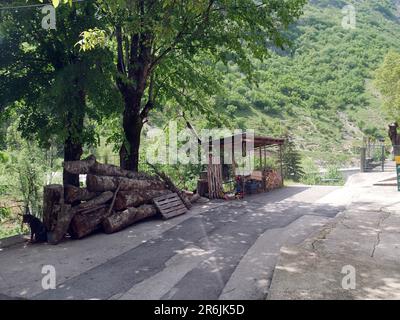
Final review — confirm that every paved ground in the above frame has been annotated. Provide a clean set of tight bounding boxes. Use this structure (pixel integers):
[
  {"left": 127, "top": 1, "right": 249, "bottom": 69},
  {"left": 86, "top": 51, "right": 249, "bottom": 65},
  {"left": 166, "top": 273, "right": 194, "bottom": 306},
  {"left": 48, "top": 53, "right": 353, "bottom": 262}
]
[
  {"left": 268, "top": 171, "right": 400, "bottom": 300},
  {"left": 0, "top": 185, "right": 344, "bottom": 300}
]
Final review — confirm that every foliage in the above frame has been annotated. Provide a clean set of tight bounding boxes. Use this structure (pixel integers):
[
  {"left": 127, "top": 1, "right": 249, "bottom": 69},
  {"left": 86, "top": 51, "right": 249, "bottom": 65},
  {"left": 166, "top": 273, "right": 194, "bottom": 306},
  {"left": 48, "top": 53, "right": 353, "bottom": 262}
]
[
  {"left": 0, "top": 2, "right": 120, "bottom": 151},
  {"left": 13, "top": 145, "right": 46, "bottom": 217},
  {"left": 218, "top": 0, "right": 397, "bottom": 166},
  {"left": 4, "top": 120, "right": 47, "bottom": 217},
  {"left": 8, "top": 0, "right": 400, "bottom": 172},
  {"left": 255, "top": 157, "right": 278, "bottom": 171},
  {"left": 323, "top": 166, "right": 344, "bottom": 185},
  {"left": 282, "top": 136, "right": 304, "bottom": 182},
  {"left": 300, "top": 158, "right": 321, "bottom": 185},
  {"left": 74, "top": 0, "right": 307, "bottom": 170},
  {"left": 0, "top": 151, "right": 9, "bottom": 164},
  {"left": 0, "top": 226, "right": 23, "bottom": 240},
  {"left": 375, "top": 50, "right": 400, "bottom": 122},
  {"left": 38, "top": 0, "right": 72, "bottom": 8},
  {"left": 0, "top": 207, "right": 11, "bottom": 221}
]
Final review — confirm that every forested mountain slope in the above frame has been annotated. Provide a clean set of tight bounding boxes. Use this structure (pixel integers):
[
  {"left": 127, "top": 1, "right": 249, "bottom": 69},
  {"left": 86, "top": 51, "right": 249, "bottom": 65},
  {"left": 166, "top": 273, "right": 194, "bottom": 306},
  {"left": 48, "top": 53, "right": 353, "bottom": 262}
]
[{"left": 212, "top": 0, "right": 400, "bottom": 166}]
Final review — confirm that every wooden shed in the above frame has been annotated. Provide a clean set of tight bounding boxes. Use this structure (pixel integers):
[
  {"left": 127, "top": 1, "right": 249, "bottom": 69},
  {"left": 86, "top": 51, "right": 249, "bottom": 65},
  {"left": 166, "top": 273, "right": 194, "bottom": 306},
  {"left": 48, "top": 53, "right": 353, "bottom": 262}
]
[{"left": 199, "top": 132, "right": 285, "bottom": 199}]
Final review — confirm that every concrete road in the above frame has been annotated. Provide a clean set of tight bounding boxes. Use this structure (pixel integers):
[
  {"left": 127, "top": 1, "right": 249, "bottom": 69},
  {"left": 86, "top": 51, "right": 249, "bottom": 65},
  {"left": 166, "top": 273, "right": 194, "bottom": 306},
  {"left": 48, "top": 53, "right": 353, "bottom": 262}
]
[
  {"left": 0, "top": 186, "right": 344, "bottom": 300},
  {"left": 268, "top": 172, "right": 400, "bottom": 300}
]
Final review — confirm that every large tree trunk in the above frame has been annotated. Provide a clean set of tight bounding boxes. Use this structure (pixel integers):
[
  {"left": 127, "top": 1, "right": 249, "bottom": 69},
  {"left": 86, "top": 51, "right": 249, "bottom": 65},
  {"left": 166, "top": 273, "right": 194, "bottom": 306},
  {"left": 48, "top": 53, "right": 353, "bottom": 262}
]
[
  {"left": 63, "top": 89, "right": 85, "bottom": 187},
  {"left": 69, "top": 207, "right": 109, "bottom": 239},
  {"left": 63, "top": 136, "right": 83, "bottom": 187},
  {"left": 119, "top": 144, "right": 130, "bottom": 171},
  {"left": 122, "top": 102, "right": 143, "bottom": 172},
  {"left": 114, "top": 189, "right": 171, "bottom": 211},
  {"left": 43, "top": 184, "right": 64, "bottom": 231},
  {"left": 47, "top": 204, "right": 73, "bottom": 245},
  {"left": 64, "top": 185, "right": 100, "bottom": 204},
  {"left": 102, "top": 204, "right": 158, "bottom": 234},
  {"left": 91, "top": 161, "right": 136, "bottom": 178},
  {"left": 86, "top": 174, "right": 166, "bottom": 193},
  {"left": 63, "top": 155, "right": 96, "bottom": 175},
  {"left": 116, "top": 22, "right": 152, "bottom": 172},
  {"left": 64, "top": 156, "right": 156, "bottom": 180},
  {"left": 73, "top": 191, "right": 114, "bottom": 212}
]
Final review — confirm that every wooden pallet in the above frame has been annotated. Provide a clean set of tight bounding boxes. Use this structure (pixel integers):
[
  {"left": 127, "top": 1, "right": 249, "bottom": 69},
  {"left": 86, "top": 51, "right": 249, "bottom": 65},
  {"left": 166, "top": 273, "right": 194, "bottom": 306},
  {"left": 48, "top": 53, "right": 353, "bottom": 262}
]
[{"left": 153, "top": 193, "right": 187, "bottom": 220}]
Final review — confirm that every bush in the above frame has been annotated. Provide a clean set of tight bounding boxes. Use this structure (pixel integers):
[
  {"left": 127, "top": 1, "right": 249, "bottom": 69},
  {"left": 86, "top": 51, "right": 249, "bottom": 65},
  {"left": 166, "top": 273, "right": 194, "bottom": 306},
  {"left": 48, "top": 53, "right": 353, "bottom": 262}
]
[
  {"left": 323, "top": 166, "right": 344, "bottom": 185},
  {"left": 14, "top": 145, "right": 46, "bottom": 218},
  {"left": 0, "top": 151, "right": 9, "bottom": 163},
  {"left": 282, "top": 137, "right": 304, "bottom": 182},
  {"left": 0, "top": 207, "right": 11, "bottom": 221},
  {"left": 300, "top": 158, "right": 321, "bottom": 185}
]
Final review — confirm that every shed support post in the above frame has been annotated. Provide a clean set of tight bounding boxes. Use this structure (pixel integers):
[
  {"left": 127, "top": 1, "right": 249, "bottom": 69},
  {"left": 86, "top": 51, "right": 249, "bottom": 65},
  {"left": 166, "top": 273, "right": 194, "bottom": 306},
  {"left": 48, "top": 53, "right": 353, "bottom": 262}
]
[
  {"left": 360, "top": 147, "right": 366, "bottom": 173},
  {"left": 279, "top": 144, "right": 284, "bottom": 187}
]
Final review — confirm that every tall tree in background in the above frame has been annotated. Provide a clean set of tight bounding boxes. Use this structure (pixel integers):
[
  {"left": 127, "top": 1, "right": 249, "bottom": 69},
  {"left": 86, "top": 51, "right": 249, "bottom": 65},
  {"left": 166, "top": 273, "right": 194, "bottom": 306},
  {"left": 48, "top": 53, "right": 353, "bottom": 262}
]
[
  {"left": 76, "top": 0, "right": 307, "bottom": 171},
  {"left": 375, "top": 50, "right": 400, "bottom": 122},
  {"left": 0, "top": 2, "right": 120, "bottom": 186},
  {"left": 282, "top": 135, "right": 304, "bottom": 182}
]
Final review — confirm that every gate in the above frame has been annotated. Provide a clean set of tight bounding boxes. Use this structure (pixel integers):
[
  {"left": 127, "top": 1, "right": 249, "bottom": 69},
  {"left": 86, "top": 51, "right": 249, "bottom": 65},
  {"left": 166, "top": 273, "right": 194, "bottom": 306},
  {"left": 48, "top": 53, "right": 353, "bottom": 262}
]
[{"left": 360, "top": 144, "right": 395, "bottom": 172}]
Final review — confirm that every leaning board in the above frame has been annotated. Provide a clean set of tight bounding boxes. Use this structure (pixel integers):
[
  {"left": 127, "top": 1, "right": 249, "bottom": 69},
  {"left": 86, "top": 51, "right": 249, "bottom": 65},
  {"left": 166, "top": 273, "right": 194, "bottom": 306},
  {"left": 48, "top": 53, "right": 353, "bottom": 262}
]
[{"left": 153, "top": 193, "right": 187, "bottom": 220}]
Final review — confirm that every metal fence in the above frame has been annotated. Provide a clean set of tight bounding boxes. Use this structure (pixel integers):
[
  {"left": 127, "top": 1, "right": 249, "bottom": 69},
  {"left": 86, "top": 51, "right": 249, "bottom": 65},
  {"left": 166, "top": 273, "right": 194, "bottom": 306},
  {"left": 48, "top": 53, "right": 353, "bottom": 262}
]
[{"left": 361, "top": 145, "right": 399, "bottom": 172}]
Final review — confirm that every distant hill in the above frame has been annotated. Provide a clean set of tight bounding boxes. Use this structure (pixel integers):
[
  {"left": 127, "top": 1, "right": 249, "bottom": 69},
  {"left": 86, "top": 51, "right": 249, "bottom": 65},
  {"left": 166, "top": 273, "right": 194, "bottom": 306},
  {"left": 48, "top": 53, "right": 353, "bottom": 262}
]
[{"left": 211, "top": 0, "right": 400, "bottom": 167}]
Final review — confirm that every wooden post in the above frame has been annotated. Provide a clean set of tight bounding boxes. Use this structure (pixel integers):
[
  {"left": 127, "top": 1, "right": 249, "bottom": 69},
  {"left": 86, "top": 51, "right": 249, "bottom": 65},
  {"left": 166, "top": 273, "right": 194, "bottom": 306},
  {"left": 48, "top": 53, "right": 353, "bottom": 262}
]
[
  {"left": 43, "top": 184, "right": 64, "bottom": 231},
  {"left": 279, "top": 144, "right": 284, "bottom": 187},
  {"left": 264, "top": 146, "right": 267, "bottom": 169},
  {"left": 360, "top": 147, "right": 366, "bottom": 173},
  {"left": 232, "top": 139, "right": 236, "bottom": 178}
]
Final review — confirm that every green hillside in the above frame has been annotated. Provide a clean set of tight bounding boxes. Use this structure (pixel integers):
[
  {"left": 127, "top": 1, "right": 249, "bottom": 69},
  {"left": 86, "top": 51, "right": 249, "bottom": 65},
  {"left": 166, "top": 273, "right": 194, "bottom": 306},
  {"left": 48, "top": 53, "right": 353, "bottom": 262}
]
[{"left": 210, "top": 0, "right": 399, "bottom": 167}]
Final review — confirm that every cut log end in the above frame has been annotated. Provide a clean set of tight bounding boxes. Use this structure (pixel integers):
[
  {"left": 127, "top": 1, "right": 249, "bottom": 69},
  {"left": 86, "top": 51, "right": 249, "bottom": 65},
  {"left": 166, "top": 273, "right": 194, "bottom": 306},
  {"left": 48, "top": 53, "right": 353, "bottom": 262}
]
[{"left": 102, "top": 205, "right": 158, "bottom": 234}]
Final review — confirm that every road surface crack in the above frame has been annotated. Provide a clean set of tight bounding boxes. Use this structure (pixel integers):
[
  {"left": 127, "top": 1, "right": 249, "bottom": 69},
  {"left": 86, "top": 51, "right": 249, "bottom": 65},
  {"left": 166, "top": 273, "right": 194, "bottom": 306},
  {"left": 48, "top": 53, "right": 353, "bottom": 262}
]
[
  {"left": 311, "top": 222, "right": 337, "bottom": 251},
  {"left": 370, "top": 209, "right": 391, "bottom": 258}
]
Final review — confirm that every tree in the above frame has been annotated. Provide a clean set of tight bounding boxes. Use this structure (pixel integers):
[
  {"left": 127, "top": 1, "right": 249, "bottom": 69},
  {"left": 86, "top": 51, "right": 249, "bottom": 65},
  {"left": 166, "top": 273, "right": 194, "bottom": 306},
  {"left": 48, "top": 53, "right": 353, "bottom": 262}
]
[
  {"left": 375, "top": 50, "right": 400, "bottom": 122},
  {"left": 0, "top": 1, "right": 120, "bottom": 186},
  {"left": 74, "top": 0, "right": 307, "bottom": 171},
  {"left": 282, "top": 135, "right": 304, "bottom": 182}
]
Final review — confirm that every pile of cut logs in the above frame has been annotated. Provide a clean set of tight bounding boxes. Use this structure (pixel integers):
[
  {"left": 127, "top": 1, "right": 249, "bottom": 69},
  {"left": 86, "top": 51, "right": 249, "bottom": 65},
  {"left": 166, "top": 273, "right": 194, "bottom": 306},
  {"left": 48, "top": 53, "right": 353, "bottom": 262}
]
[
  {"left": 43, "top": 156, "right": 199, "bottom": 245},
  {"left": 265, "top": 170, "right": 283, "bottom": 190}
]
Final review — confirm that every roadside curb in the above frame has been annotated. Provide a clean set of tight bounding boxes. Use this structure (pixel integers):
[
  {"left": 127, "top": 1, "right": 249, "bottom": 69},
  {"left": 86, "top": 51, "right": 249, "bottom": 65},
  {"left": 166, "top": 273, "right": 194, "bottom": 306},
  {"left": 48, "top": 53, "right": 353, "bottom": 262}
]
[{"left": 0, "top": 234, "right": 28, "bottom": 249}]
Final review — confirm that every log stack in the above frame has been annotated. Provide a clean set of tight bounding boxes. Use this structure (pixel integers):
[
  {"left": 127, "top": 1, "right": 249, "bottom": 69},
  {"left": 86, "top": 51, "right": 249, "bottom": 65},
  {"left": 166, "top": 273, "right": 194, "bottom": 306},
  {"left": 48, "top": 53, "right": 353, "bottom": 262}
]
[
  {"left": 43, "top": 155, "right": 197, "bottom": 244},
  {"left": 266, "top": 170, "right": 283, "bottom": 190}
]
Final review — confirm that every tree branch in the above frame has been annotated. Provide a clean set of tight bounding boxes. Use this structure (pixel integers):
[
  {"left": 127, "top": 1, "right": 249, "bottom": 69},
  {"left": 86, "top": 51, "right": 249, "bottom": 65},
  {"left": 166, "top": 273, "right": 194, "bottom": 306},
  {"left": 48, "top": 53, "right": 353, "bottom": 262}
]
[
  {"left": 116, "top": 25, "right": 126, "bottom": 77},
  {"left": 149, "top": 0, "right": 216, "bottom": 71}
]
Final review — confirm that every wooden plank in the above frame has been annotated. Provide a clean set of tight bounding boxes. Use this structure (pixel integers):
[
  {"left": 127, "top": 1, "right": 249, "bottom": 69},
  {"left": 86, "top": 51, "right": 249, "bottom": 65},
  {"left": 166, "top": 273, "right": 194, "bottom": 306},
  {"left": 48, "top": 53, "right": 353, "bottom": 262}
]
[
  {"left": 162, "top": 207, "right": 187, "bottom": 220},
  {"left": 157, "top": 197, "right": 181, "bottom": 205},
  {"left": 157, "top": 193, "right": 178, "bottom": 200},
  {"left": 162, "top": 204, "right": 186, "bottom": 214},
  {"left": 153, "top": 193, "right": 187, "bottom": 220},
  {"left": 153, "top": 193, "right": 181, "bottom": 204},
  {"left": 160, "top": 204, "right": 186, "bottom": 213},
  {"left": 158, "top": 199, "right": 184, "bottom": 209},
  {"left": 153, "top": 194, "right": 176, "bottom": 202}
]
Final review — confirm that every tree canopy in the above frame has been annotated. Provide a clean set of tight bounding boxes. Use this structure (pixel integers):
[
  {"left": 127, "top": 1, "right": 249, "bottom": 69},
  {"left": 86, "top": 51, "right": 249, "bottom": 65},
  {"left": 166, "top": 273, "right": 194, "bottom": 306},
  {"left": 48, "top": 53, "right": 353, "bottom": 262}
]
[
  {"left": 0, "top": 2, "right": 119, "bottom": 148},
  {"left": 73, "top": 0, "right": 307, "bottom": 171},
  {"left": 0, "top": 1, "right": 121, "bottom": 185},
  {"left": 375, "top": 50, "right": 400, "bottom": 123}
]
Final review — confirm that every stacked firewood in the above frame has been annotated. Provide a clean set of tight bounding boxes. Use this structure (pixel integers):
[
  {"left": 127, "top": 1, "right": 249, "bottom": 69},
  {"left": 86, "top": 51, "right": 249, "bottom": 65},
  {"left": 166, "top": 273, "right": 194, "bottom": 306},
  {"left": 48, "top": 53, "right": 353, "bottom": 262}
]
[
  {"left": 43, "top": 155, "right": 196, "bottom": 244},
  {"left": 265, "top": 170, "right": 283, "bottom": 190}
]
